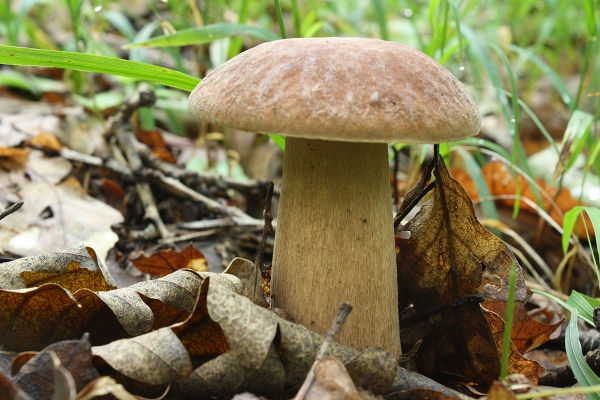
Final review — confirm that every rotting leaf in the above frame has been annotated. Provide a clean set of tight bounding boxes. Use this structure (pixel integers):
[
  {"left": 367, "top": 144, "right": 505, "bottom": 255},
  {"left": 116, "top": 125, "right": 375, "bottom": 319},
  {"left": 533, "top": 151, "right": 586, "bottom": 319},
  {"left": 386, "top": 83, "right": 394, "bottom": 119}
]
[
  {"left": 483, "top": 308, "right": 545, "bottom": 384},
  {"left": 130, "top": 244, "right": 208, "bottom": 277},
  {"left": 12, "top": 335, "right": 98, "bottom": 399},
  {"left": 397, "top": 156, "right": 526, "bottom": 385},
  {"left": 0, "top": 244, "right": 116, "bottom": 292}
]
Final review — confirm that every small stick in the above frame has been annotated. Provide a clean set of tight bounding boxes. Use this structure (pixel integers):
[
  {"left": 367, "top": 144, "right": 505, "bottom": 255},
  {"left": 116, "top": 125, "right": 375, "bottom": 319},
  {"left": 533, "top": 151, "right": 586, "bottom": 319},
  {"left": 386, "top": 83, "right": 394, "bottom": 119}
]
[
  {"left": 253, "top": 183, "right": 275, "bottom": 305},
  {"left": 138, "top": 144, "right": 278, "bottom": 194},
  {"left": 254, "top": 182, "right": 275, "bottom": 273},
  {"left": 0, "top": 202, "right": 23, "bottom": 221},
  {"left": 293, "top": 302, "right": 353, "bottom": 400}
]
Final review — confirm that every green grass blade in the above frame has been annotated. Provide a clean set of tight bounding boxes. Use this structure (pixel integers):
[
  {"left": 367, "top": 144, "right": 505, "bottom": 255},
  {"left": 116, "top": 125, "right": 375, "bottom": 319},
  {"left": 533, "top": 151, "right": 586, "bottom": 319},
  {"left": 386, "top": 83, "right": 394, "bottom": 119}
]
[
  {"left": 446, "top": 0, "right": 464, "bottom": 65},
  {"left": 372, "top": 0, "right": 389, "bottom": 40},
  {"left": 509, "top": 44, "right": 573, "bottom": 106},
  {"left": 456, "top": 148, "right": 499, "bottom": 220},
  {"left": 0, "top": 45, "right": 200, "bottom": 92},
  {"left": 500, "top": 262, "right": 517, "bottom": 380},
  {"left": 566, "top": 310, "right": 600, "bottom": 399},
  {"left": 229, "top": 0, "right": 252, "bottom": 58},
  {"left": 562, "top": 206, "right": 600, "bottom": 257},
  {"left": 125, "top": 23, "right": 280, "bottom": 49},
  {"left": 532, "top": 289, "right": 595, "bottom": 327},
  {"left": 562, "top": 110, "right": 594, "bottom": 170},
  {"left": 454, "top": 137, "right": 512, "bottom": 160},
  {"left": 269, "top": 134, "right": 286, "bottom": 151},
  {"left": 273, "top": 0, "right": 288, "bottom": 39},
  {"left": 566, "top": 290, "right": 600, "bottom": 326}
]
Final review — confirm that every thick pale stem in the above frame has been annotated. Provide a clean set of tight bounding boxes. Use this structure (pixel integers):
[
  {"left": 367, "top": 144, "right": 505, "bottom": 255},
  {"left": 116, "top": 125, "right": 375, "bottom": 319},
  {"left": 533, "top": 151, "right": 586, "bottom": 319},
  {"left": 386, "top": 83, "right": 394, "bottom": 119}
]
[{"left": 272, "top": 137, "right": 401, "bottom": 357}]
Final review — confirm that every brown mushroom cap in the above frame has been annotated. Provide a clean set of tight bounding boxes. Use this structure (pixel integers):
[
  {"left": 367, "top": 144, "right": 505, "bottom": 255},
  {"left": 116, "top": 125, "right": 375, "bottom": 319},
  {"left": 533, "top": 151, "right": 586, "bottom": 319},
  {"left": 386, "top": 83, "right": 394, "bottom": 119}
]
[{"left": 189, "top": 37, "right": 480, "bottom": 143}]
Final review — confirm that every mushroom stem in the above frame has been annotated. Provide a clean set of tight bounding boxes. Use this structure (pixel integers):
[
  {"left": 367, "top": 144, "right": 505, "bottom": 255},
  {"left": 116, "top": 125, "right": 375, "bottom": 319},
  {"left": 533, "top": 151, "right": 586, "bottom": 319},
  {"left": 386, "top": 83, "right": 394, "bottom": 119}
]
[{"left": 272, "top": 137, "right": 401, "bottom": 357}]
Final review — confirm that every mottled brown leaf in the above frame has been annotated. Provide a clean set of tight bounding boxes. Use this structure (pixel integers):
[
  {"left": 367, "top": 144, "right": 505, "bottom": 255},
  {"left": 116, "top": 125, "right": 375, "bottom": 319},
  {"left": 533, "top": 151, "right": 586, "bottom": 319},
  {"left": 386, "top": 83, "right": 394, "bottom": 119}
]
[
  {"left": 483, "top": 308, "right": 545, "bottom": 384},
  {"left": 13, "top": 335, "right": 98, "bottom": 399},
  {"left": 130, "top": 244, "right": 207, "bottom": 277},
  {"left": 397, "top": 157, "right": 527, "bottom": 385},
  {"left": 0, "top": 372, "right": 32, "bottom": 400},
  {"left": 92, "top": 328, "right": 192, "bottom": 386},
  {"left": 0, "top": 245, "right": 116, "bottom": 292}
]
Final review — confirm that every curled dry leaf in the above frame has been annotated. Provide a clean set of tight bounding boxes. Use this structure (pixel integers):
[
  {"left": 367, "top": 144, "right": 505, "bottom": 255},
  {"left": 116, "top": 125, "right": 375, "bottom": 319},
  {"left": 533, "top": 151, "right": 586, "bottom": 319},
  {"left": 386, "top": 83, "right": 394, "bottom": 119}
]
[
  {"left": 0, "top": 255, "right": 263, "bottom": 353},
  {"left": 92, "top": 328, "right": 193, "bottom": 386},
  {"left": 0, "top": 244, "right": 116, "bottom": 292},
  {"left": 130, "top": 244, "right": 208, "bottom": 277},
  {"left": 12, "top": 335, "right": 98, "bottom": 399},
  {"left": 171, "top": 278, "right": 397, "bottom": 398},
  {"left": 397, "top": 157, "right": 527, "bottom": 385}
]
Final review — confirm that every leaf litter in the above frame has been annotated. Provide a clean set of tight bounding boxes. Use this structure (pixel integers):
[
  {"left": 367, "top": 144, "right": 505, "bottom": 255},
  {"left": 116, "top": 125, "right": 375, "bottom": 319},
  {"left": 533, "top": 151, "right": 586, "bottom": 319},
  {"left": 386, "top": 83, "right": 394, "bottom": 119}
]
[
  {"left": 0, "top": 87, "right": 568, "bottom": 398},
  {"left": 396, "top": 155, "right": 545, "bottom": 387}
]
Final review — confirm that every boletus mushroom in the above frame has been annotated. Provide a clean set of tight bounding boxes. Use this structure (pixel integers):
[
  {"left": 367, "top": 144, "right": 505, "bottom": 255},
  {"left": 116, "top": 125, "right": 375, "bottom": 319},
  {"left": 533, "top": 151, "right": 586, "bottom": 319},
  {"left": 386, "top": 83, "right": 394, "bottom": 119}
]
[{"left": 189, "top": 37, "right": 480, "bottom": 357}]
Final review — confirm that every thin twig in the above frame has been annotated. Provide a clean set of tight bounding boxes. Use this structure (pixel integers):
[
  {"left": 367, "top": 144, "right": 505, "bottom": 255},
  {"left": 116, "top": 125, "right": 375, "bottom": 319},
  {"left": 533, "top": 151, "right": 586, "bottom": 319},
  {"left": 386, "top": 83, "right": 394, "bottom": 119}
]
[
  {"left": 138, "top": 144, "right": 278, "bottom": 194},
  {"left": 107, "top": 87, "right": 171, "bottom": 239},
  {"left": 253, "top": 183, "right": 275, "bottom": 305},
  {"left": 0, "top": 202, "right": 23, "bottom": 221},
  {"left": 293, "top": 302, "right": 353, "bottom": 400},
  {"left": 254, "top": 182, "right": 275, "bottom": 273}
]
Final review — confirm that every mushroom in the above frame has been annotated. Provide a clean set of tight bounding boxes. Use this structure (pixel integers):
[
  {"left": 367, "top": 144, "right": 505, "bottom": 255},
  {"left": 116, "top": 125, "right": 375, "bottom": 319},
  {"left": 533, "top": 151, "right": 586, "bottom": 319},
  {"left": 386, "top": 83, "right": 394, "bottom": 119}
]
[{"left": 189, "top": 37, "right": 480, "bottom": 357}]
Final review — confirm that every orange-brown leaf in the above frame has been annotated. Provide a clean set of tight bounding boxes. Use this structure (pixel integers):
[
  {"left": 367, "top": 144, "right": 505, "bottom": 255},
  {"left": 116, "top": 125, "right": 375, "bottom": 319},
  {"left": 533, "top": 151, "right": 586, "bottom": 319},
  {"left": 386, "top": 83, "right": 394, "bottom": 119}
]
[
  {"left": 131, "top": 244, "right": 208, "bottom": 277},
  {"left": 483, "top": 308, "right": 545, "bottom": 384},
  {"left": 482, "top": 299, "right": 562, "bottom": 354}
]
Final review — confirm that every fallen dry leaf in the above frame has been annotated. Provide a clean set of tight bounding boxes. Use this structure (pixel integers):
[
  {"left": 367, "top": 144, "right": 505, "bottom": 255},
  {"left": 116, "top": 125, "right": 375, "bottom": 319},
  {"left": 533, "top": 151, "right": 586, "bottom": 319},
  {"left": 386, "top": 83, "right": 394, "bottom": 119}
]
[
  {"left": 50, "top": 351, "right": 77, "bottom": 400},
  {"left": 483, "top": 309, "right": 545, "bottom": 384},
  {"left": 0, "top": 174, "right": 123, "bottom": 261},
  {"left": 131, "top": 244, "right": 208, "bottom": 277},
  {"left": 27, "top": 133, "right": 63, "bottom": 152},
  {"left": 0, "top": 372, "right": 32, "bottom": 400},
  {"left": 92, "top": 328, "right": 193, "bottom": 386},
  {"left": 75, "top": 376, "right": 141, "bottom": 400},
  {"left": 12, "top": 335, "right": 98, "bottom": 399},
  {"left": 486, "top": 381, "right": 517, "bottom": 400},
  {"left": 397, "top": 156, "right": 527, "bottom": 385},
  {"left": 483, "top": 298, "right": 562, "bottom": 354},
  {"left": 0, "top": 245, "right": 116, "bottom": 292},
  {"left": 303, "top": 357, "right": 360, "bottom": 400},
  {"left": 0, "top": 147, "right": 30, "bottom": 170},
  {"left": 0, "top": 253, "right": 263, "bottom": 353}
]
